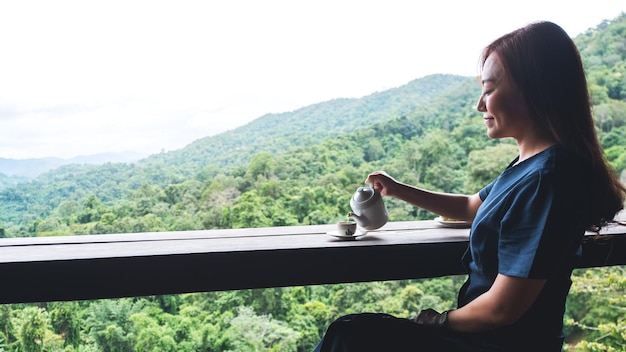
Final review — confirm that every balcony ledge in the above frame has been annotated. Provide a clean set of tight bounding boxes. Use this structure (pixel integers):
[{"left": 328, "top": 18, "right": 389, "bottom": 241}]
[{"left": 1, "top": 219, "right": 625, "bottom": 304}]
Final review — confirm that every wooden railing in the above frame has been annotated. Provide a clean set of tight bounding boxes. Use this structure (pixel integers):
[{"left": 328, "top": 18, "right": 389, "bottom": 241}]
[{"left": 1, "top": 218, "right": 625, "bottom": 304}]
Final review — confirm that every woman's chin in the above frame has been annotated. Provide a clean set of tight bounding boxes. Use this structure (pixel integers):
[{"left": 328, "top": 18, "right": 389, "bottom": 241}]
[{"left": 486, "top": 128, "right": 499, "bottom": 139}]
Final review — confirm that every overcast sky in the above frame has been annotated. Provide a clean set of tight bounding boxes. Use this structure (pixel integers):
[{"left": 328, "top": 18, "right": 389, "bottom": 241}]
[{"left": 0, "top": 1, "right": 624, "bottom": 159}]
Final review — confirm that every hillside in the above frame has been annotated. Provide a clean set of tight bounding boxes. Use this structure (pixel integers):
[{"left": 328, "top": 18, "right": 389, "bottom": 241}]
[
  {"left": 0, "top": 151, "right": 147, "bottom": 179},
  {"left": 0, "top": 74, "right": 474, "bottom": 226},
  {"left": 139, "top": 74, "right": 471, "bottom": 172}
]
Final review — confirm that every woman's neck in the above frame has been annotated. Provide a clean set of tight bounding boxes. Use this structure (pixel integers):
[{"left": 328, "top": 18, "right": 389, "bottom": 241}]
[{"left": 515, "top": 137, "right": 556, "bottom": 164}]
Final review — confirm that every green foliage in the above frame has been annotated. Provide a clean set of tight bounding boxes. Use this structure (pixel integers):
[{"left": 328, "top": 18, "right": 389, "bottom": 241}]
[
  {"left": 48, "top": 302, "right": 81, "bottom": 347},
  {"left": 0, "top": 278, "right": 472, "bottom": 351},
  {"left": 84, "top": 299, "right": 142, "bottom": 352},
  {"left": 565, "top": 267, "right": 626, "bottom": 350},
  {"left": 465, "top": 144, "right": 518, "bottom": 193},
  {"left": 14, "top": 306, "right": 64, "bottom": 352},
  {"left": 222, "top": 306, "right": 299, "bottom": 352}
]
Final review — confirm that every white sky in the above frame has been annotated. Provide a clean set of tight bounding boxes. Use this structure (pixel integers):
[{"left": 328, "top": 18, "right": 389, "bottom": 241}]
[{"left": 0, "top": 0, "right": 624, "bottom": 159}]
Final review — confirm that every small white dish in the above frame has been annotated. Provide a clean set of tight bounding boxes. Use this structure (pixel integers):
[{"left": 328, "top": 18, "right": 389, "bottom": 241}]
[
  {"left": 435, "top": 216, "right": 472, "bottom": 229},
  {"left": 326, "top": 229, "right": 368, "bottom": 240}
]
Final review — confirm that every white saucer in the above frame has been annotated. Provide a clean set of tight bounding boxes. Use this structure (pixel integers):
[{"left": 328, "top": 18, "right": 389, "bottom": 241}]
[
  {"left": 435, "top": 216, "right": 472, "bottom": 229},
  {"left": 326, "top": 230, "right": 368, "bottom": 240}
]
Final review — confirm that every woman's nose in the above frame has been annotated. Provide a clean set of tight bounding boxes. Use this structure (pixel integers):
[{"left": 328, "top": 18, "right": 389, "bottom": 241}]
[{"left": 475, "top": 96, "right": 486, "bottom": 112}]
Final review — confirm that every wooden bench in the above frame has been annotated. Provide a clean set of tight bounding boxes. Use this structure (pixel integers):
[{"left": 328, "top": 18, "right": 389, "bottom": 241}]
[{"left": 1, "top": 219, "right": 625, "bottom": 304}]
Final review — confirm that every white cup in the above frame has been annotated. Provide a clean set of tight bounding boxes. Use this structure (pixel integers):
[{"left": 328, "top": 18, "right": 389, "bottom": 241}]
[{"left": 337, "top": 221, "right": 357, "bottom": 236}]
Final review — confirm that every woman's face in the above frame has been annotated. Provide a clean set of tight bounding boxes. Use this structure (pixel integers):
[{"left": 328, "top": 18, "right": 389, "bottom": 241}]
[{"left": 476, "top": 53, "right": 534, "bottom": 141}]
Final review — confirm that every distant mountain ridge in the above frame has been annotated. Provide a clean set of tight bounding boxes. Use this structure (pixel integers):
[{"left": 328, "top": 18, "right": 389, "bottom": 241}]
[
  {"left": 0, "top": 151, "right": 147, "bottom": 178},
  {"left": 141, "top": 74, "right": 471, "bottom": 174},
  {"left": 0, "top": 74, "right": 470, "bottom": 181},
  {"left": 0, "top": 74, "right": 476, "bottom": 224}
]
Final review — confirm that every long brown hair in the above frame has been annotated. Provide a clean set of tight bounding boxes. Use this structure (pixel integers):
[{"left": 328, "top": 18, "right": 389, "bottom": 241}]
[{"left": 480, "top": 21, "right": 625, "bottom": 229}]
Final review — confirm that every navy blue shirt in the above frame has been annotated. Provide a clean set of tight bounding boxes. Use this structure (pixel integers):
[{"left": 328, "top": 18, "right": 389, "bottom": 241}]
[{"left": 458, "top": 145, "right": 591, "bottom": 349}]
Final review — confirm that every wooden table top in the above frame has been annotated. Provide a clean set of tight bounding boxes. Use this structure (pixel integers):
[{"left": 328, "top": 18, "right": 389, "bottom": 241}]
[
  {"left": 0, "top": 220, "right": 469, "bottom": 262},
  {"left": 0, "top": 219, "right": 624, "bottom": 304}
]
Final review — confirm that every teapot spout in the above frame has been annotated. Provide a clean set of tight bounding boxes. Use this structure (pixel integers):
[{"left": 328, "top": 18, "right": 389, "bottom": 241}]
[
  {"left": 347, "top": 212, "right": 369, "bottom": 228},
  {"left": 347, "top": 212, "right": 362, "bottom": 222}
]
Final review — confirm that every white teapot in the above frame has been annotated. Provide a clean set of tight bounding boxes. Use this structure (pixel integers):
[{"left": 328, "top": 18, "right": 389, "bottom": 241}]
[{"left": 347, "top": 184, "right": 389, "bottom": 230}]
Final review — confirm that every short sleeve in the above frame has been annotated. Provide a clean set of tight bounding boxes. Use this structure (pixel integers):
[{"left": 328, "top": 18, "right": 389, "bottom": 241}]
[
  {"left": 479, "top": 181, "right": 495, "bottom": 201},
  {"left": 497, "top": 170, "right": 556, "bottom": 278}
]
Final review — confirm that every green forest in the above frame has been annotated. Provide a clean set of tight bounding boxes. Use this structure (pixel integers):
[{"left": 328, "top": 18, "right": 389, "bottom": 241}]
[{"left": 1, "top": 14, "right": 625, "bottom": 352}]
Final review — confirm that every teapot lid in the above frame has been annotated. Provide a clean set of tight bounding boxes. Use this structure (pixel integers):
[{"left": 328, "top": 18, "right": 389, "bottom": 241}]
[{"left": 353, "top": 186, "right": 375, "bottom": 202}]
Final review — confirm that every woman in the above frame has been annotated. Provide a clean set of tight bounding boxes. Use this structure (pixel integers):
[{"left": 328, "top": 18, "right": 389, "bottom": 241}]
[{"left": 313, "top": 21, "right": 626, "bottom": 351}]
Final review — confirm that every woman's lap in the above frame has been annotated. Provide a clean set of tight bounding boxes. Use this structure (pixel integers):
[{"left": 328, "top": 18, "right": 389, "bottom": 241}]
[{"left": 314, "top": 313, "right": 484, "bottom": 352}]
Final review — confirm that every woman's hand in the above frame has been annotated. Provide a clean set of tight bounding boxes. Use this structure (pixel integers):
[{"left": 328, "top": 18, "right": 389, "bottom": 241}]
[
  {"left": 413, "top": 308, "right": 449, "bottom": 328},
  {"left": 365, "top": 171, "right": 399, "bottom": 197}
]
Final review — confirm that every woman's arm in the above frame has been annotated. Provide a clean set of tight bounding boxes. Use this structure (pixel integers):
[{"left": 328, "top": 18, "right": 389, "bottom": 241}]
[
  {"left": 366, "top": 171, "right": 482, "bottom": 221},
  {"left": 446, "top": 274, "right": 546, "bottom": 332}
]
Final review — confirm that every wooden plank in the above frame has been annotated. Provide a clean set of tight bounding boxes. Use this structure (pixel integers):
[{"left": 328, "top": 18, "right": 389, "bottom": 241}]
[
  {"left": 0, "top": 220, "right": 624, "bottom": 304},
  {"left": 0, "top": 221, "right": 468, "bottom": 303},
  {"left": 0, "top": 221, "right": 465, "bottom": 263},
  {"left": 0, "top": 241, "right": 471, "bottom": 304},
  {"left": 580, "top": 223, "right": 626, "bottom": 268}
]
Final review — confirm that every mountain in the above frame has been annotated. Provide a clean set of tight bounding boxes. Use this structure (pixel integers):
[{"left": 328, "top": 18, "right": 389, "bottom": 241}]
[
  {"left": 0, "top": 73, "right": 476, "bottom": 226},
  {"left": 139, "top": 74, "right": 471, "bottom": 173},
  {"left": 0, "top": 151, "right": 148, "bottom": 178}
]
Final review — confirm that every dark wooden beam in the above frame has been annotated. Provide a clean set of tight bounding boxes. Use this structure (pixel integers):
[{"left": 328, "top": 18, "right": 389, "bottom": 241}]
[
  {"left": 580, "top": 230, "right": 626, "bottom": 268},
  {"left": 0, "top": 221, "right": 624, "bottom": 304}
]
